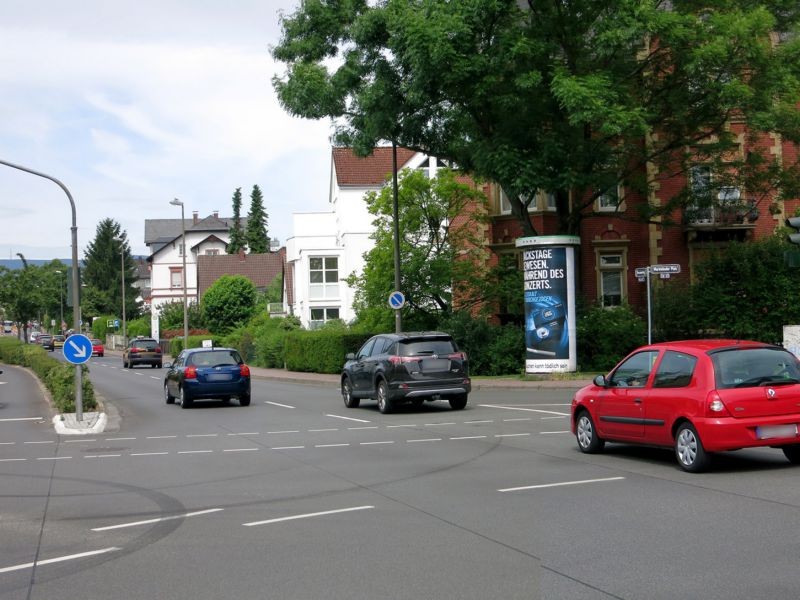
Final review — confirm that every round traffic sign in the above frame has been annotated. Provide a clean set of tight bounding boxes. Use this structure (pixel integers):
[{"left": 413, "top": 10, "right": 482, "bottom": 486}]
[
  {"left": 63, "top": 334, "right": 93, "bottom": 365},
  {"left": 388, "top": 291, "right": 406, "bottom": 310}
]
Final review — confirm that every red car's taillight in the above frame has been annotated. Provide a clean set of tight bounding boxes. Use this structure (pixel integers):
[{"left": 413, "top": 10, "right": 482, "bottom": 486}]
[
  {"left": 184, "top": 365, "right": 198, "bottom": 380},
  {"left": 239, "top": 364, "right": 250, "bottom": 377},
  {"left": 705, "top": 391, "right": 731, "bottom": 417},
  {"left": 389, "top": 355, "right": 417, "bottom": 365},
  {"left": 447, "top": 351, "right": 467, "bottom": 361}
]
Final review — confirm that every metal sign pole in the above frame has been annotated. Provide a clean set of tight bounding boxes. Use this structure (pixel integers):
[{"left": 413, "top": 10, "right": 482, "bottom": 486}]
[{"left": 646, "top": 267, "right": 652, "bottom": 345}]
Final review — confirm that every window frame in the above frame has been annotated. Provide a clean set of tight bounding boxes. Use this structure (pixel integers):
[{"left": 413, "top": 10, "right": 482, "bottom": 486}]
[
  {"left": 595, "top": 248, "right": 627, "bottom": 308},
  {"left": 308, "top": 256, "right": 340, "bottom": 300}
]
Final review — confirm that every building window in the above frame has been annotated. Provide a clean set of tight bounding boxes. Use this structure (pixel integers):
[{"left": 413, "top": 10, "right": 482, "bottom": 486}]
[
  {"left": 205, "top": 249, "right": 219, "bottom": 256},
  {"left": 309, "top": 307, "right": 340, "bottom": 329},
  {"left": 499, "top": 188, "right": 538, "bottom": 215},
  {"left": 597, "top": 186, "right": 623, "bottom": 212},
  {"left": 309, "top": 257, "right": 339, "bottom": 299},
  {"left": 598, "top": 254, "right": 624, "bottom": 307},
  {"left": 544, "top": 192, "right": 557, "bottom": 212},
  {"left": 170, "top": 268, "right": 183, "bottom": 288}
]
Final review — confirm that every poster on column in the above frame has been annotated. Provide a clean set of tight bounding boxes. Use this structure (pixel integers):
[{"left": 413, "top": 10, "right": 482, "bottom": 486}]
[{"left": 517, "top": 236, "right": 578, "bottom": 373}]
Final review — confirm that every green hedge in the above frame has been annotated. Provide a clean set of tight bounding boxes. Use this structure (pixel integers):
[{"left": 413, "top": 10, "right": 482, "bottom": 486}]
[
  {"left": 168, "top": 334, "right": 227, "bottom": 356},
  {"left": 0, "top": 338, "right": 96, "bottom": 414},
  {"left": 284, "top": 330, "right": 374, "bottom": 374},
  {"left": 577, "top": 304, "right": 647, "bottom": 372}
]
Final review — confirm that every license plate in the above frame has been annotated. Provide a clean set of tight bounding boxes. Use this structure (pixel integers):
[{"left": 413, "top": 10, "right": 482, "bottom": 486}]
[
  {"left": 756, "top": 424, "right": 798, "bottom": 440},
  {"left": 206, "top": 373, "right": 232, "bottom": 382}
]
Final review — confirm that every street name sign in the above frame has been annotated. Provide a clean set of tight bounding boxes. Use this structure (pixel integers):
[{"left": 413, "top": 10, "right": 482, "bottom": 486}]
[{"left": 650, "top": 264, "right": 681, "bottom": 274}]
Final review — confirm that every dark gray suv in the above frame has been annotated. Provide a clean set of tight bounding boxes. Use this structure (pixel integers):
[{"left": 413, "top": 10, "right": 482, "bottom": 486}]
[{"left": 341, "top": 332, "right": 471, "bottom": 413}]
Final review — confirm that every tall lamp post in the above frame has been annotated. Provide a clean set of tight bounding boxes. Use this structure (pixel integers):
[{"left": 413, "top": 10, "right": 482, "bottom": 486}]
[
  {"left": 113, "top": 238, "right": 127, "bottom": 349},
  {"left": 169, "top": 198, "right": 189, "bottom": 347},
  {"left": 54, "top": 269, "right": 64, "bottom": 334}
]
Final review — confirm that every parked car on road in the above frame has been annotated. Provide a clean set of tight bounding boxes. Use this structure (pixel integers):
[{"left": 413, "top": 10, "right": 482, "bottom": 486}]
[
  {"left": 91, "top": 339, "right": 105, "bottom": 357},
  {"left": 39, "top": 335, "right": 54, "bottom": 351},
  {"left": 164, "top": 347, "right": 251, "bottom": 408},
  {"left": 123, "top": 337, "right": 162, "bottom": 368},
  {"left": 571, "top": 339, "right": 800, "bottom": 473},
  {"left": 341, "top": 332, "right": 471, "bottom": 413},
  {"left": 53, "top": 335, "right": 66, "bottom": 349}
]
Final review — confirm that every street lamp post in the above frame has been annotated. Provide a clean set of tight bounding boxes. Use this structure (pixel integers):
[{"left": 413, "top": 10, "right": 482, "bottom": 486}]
[
  {"left": 169, "top": 198, "right": 189, "bottom": 347},
  {"left": 114, "top": 238, "right": 127, "bottom": 349},
  {"left": 55, "top": 269, "right": 64, "bottom": 334}
]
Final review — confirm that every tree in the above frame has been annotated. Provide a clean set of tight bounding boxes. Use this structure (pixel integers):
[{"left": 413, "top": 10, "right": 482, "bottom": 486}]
[
  {"left": 227, "top": 187, "right": 246, "bottom": 254},
  {"left": 273, "top": 1, "right": 800, "bottom": 236},
  {"left": 345, "top": 169, "right": 489, "bottom": 329},
  {"left": 82, "top": 219, "right": 140, "bottom": 323},
  {"left": 157, "top": 300, "right": 205, "bottom": 331},
  {"left": 201, "top": 275, "right": 258, "bottom": 333},
  {"left": 245, "top": 185, "right": 269, "bottom": 253}
]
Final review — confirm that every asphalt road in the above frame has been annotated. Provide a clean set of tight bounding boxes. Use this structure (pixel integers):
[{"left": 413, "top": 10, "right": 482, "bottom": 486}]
[{"left": 3, "top": 357, "right": 800, "bottom": 599}]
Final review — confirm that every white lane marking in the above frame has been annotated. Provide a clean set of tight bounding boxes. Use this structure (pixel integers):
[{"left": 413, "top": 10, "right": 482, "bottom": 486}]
[
  {"left": 64, "top": 439, "right": 96, "bottom": 443},
  {"left": 91, "top": 508, "right": 223, "bottom": 532},
  {"left": 407, "top": 438, "right": 441, "bottom": 443},
  {"left": 499, "top": 477, "right": 626, "bottom": 493},
  {"left": 24, "top": 441, "right": 54, "bottom": 444},
  {"left": 325, "top": 414, "right": 370, "bottom": 423},
  {"left": 495, "top": 433, "right": 530, "bottom": 438},
  {"left": 480, "top": 404, "right": 569, "bottom": 416},
  {"left": 223, "top": 448, "right": 259, "bottom": 452},
  {"left": 105, "top": 437, "right": 136, "bottom": 441},
  {"left": 0, "top": 458, "right": 26, "bottom": 462},
  {"left": 450, "top": 436, "right": 487, "bottom": 440},
  {"left": 386, "top": 424, "right": 417, "bottom": 428},
  {"left": 265, "top": 401, "right": 295, "bottom": 409},
  {"left": 149, "top": 376, "right": 160, "bottom": 380},
  {"left": 309, "top": 428, "right": 339, "bottom": 432},
  {"left": 503, "top": 418, "right": 531, "bottom": 422},
  {"left": 85, "top": 454, "right": 121, "bottom": 458},
  {"left": 0, "top": 417, "right": 44, "bottom": 422},
  {"left": 424, "top": 422, "right": 455, "bottom": 426},
  {"left": 133, "top": 373, "right": 143, "bottom": 376},
  {"left": 515, "top": 403, "right": 571, "bottom": 406},
  {"left": 36, "top": 457, "right": 71, "bottom": 461},
  {"left": 540, "top": 430, "right": 571, "bottom": 435},
  {"left": 177, "top": 450, "right": 213, "bottom": 454},
  {"left": 268, "top": 430, "right": 299, "bottom": 434},
  {"left": 147, "top": 436, "right": 177, "bottom": 439},
  {"left": 348, "top": 426, "right": 378, "bottom": 430},
  {"left": 187, "top": 434, "right": 218, "bottom": 438},
  {"left": 315, "top": 443, "right": 350, "bottom": 448},
  {"left": 0, "top": 547, "right": 120, "bottom": 574},
  {"left": 0, "top": 442, "right": 15, "bottom": 445},
  {"left": 541, "top": 416, "right": 567, "bottom": 420},
  {"left": 228, "top": 432, "right": 259, "bottom": 436},
  {"left": 131, "top": 452, "right": 168, "bottom": 456},
  {"left": 243, "top": 505, "right": 373, "bottom": 527},
  {"left": 271, "top": 446, "right": 305, "bottom": 450},
  {"left": 360, "top": 441, "right": 394, "bottom": 445},
  {"left": 464, "top": 420, "right": 493, "bottom": 424}
]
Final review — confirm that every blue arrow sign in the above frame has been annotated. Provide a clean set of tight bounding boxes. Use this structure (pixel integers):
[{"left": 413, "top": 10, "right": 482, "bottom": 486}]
[
  {"left": 388, "top": 291, "right": 406, "bottom": 310},
  {"left": 63, "top": 334, "right": 92, "bottom": 365}
]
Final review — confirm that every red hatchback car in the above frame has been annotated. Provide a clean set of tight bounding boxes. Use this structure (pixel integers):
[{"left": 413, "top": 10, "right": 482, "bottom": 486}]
[{"left": 571, "top": 340, "right": 800, "bottom": 472}]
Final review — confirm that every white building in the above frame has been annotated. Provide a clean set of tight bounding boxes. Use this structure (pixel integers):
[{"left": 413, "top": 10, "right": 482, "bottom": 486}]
[
  {"left": 287, "top": 147, "right": 445, "bottom": 328},
  {"left": 144, "top": 212, "right": 232, "bottom": 337}
]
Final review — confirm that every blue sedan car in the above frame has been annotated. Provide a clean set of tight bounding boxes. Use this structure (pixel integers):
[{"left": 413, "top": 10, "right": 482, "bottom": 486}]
[{"left": 164, "top": 347, "right": 251, "bottom": 409}]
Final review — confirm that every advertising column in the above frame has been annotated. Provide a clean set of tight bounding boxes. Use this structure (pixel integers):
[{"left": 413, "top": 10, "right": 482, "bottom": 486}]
[{"left": 516, "top": 235, "right": 580, "bottom": 373}]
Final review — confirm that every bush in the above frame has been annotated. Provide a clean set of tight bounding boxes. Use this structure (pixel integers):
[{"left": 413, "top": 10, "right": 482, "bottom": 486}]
[
  {"left": 168, "top": 334, "right": 226, "bottom": 356},
  {"left": 438, "top": 311, "right": 525, "bottom": 376},
  {"left": 91, "top": 314, "right": 117, "bottom": 340},
  {"left": 126, "top": 316, "right": 151, "bottom": 338},
  {"left": 577, "top": 304, "right": 646, "bottom": 372},
  {"left": 201, "top": 275, "right": 257, "bottom": 334},
  {"left": 284, "top": 330, "right": 375, "bottom": 373},
  {"left": 0, "top": 338, "right": 97, "bottom": 413}
]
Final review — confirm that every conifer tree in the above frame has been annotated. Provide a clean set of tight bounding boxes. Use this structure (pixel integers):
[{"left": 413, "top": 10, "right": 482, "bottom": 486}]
[
  {"left": 227, "top": 187, "right": 245, "bottom": 254},
  {"left": 245, "top": 184, "right": 270, "bottom": 253}
]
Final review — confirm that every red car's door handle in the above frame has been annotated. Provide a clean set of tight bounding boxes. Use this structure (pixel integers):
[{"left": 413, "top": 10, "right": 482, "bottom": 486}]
[{"left": 633, "top": 398, "right": 643, "bottom": 404}]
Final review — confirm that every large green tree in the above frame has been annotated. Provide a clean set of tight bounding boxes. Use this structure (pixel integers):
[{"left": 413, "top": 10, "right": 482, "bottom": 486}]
[
  {"left": 82, "top": 218, "right": 140, "bottom": 322},
  {"left": 0, "top": 260, "right": 67, "bottom": 337},
  {"left": 245, "top": 185, "right": 270, "bottom": 253},
  {"left": 273, "top": 1, "right": 800, "bottom": 236},
  {"left": 346, "top": 169, "right": 489, "bottom": 329},
  {"left": 227, "top": 187, "right": 246, "bottom": 254}
]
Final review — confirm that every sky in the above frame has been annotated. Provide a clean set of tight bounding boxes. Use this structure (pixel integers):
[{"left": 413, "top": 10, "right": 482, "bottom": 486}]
[{"left": 0, "top": 0, "right": 334, "bottom": 260}]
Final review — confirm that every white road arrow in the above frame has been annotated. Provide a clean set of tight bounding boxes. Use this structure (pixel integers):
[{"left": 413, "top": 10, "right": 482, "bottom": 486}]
[{"left": 68, "top": 340, "right": 87, "bottom": 358}]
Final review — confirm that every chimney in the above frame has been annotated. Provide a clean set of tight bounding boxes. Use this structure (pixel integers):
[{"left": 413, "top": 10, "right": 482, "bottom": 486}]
[
  {"left": 238, "top": 248, "right": 246, "bottom": 261},
  {"left": 192, "top": 211, "right": 199, "bottom": 224},
  {"left": 213, "top": 210, "right": 219, "bottom": 218}
]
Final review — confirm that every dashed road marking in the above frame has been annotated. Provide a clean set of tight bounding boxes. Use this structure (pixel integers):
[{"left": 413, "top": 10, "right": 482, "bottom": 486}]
[
  {"left": 499, "top": 477, "right": 626, "bottom": 493},
  {"left": 92, "top": 508, "right": 223, "bottom": 532},
  {"left": 243, "top": 505, "right": 373, "bottom": 527},
  {"left": 265, "top": 401, "right": 295, "bottom": 409},
  {"left": 0, "top": 547, "right": 120, "bottom": 574}
]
